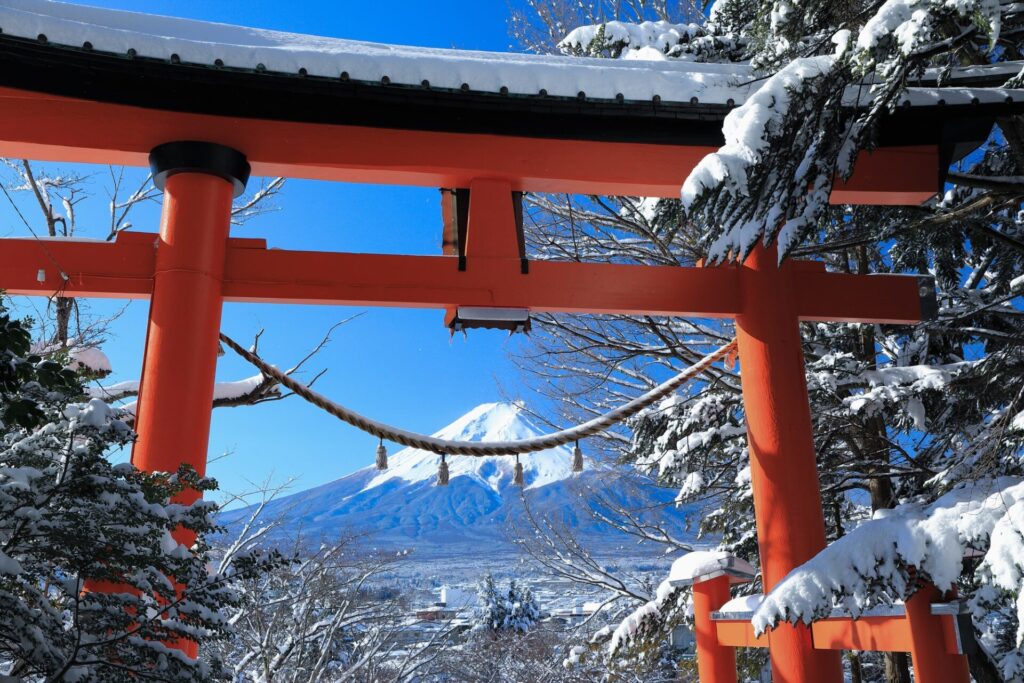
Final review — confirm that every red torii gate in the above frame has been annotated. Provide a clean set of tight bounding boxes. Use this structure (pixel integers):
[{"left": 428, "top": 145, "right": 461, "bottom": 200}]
[{"left": 0, "top": 4, "right": 1002, "bottom": 679}]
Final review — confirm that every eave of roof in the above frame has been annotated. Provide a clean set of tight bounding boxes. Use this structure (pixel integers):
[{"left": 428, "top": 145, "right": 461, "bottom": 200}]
[
  {"left": 4, "top": 0, "right": 1024, "bottom": 107},
  {"left": 0, "top": 0, "right": 1021, "bottom": 154}
]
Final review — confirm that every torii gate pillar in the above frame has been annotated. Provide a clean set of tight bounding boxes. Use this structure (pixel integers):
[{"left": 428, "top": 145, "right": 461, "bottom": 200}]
[
  {"left": 735, "top": 244, "right": 845, "bottom": 683},
  {"left": 133, "top": 142, "right": 248, "bottom": 545}
]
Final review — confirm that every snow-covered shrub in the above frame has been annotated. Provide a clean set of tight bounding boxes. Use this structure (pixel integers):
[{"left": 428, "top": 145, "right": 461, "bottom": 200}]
[{"left": 0, "top": 298, "right": 273, "bottom": 681}]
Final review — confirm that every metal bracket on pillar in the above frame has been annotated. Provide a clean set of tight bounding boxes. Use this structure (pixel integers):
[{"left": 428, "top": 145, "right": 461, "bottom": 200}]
[{"left": 150, "top": 141, "right": 251, "bottom": 197}]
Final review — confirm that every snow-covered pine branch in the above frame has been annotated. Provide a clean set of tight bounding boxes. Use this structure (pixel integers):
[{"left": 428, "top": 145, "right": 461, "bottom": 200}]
[{"left": 752, "top": 478, "right": 1024, "bottom": 670}]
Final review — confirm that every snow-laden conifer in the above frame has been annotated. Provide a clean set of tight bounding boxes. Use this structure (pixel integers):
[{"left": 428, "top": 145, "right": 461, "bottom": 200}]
[{"left": 0, "top": 298, "right": 275, "bottom": 681}]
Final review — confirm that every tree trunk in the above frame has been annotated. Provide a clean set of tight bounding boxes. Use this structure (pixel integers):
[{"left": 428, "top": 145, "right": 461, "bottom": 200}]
[
  {"left": 853, "top": 248, "right": 913, "bottom": 683},
  {"left": 53, "top": 296, "right": 73, "bottom": 347},
  {"left": 968, "top": 648, "right": 1005, "bottom": 683},
  {"left": 884, "top": 653, "right": 912, "bottom": 683}
]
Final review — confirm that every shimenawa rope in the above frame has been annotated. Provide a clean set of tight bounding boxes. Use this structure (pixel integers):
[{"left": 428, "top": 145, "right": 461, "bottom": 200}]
[{"left": 219, "top": 333, "right": 736, "bottom": 457}]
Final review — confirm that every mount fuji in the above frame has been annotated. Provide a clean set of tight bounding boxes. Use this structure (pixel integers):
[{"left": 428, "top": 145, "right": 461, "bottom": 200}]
[{"left": 220, "top": 402, "right": 695, "bottom": 555}]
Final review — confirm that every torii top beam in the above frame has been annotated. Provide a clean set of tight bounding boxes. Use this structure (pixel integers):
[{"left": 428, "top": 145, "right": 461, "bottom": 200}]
[{"left": 0, "top": 0, "right": 1021, "bottom": 199}]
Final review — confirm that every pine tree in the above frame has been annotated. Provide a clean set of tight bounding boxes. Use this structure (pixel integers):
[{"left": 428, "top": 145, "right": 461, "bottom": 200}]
[
  {"left": 474, "top": 574, "right": 541, "bottom": 636},
  {"left": 0, "top": 297, "right": 272, "bottom": 681}
]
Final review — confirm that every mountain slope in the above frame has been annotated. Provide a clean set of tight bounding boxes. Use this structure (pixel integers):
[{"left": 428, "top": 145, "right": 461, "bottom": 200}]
[{"left": 219, "top": 402, "right": 695, "bottom": 555}]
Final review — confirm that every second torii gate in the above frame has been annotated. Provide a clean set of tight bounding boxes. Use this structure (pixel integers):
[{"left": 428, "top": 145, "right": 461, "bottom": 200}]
[{"left": 0, "top": 1, "right": 1007, "bottom": 678}]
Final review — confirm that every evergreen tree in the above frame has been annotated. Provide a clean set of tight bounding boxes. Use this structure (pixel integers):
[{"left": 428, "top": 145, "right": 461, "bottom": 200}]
[
  {"left": 474, "top": 574, "right": 541, "bottom": 636},
  {"left": 0, "top": 297, "right": 271, "bottom": 681}
]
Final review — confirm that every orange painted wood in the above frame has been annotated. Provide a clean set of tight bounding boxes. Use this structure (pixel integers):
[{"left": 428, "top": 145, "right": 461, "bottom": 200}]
[
  {"left": 0, "top": 231, "right": 157, "bottom": 299},
  {"left": 735, "top": 244, "right": 844, "bottom": 683},
  {"left": 133, "top": 172, "right": 233, "bottom": 496},
  {"left": 810, "top": 610, "right": 965, "bottom": 658},
  {"left": 221, "top": 251, "right": 745, "bottom": 315},
  {"left": 812, "top": 615, "right": 914, "bottom": 652},
  {"left": 830, "top": 146, "right": 939, "bottom": 205},
  {"left": 714, "top": 619, "right": 770, "bottom": 648},
  {"left": 714, "top": 611, "right": 966, "bottom": 657},
  {"left": 796, "top": 271, "right": 924, "bottom": 324},
  {"left": 905, "top": 586, "right": 970, "bottom": 683},
  {"left": 0, "top": 87, "right": 937, "bottom": 202},
  {"left": 0, "top": 239, "right": 924, "bottom": 322},
  {"left": 940, "top": 612, "right": 965, "bottom": 655},
  {"left": 692, "top": 576, "right": 738, "bottom": 682},
  {"left": 128, "top": 172, "right": 236, "bottom": 659},
  {"left": 465, "top": 179, "right": 521, "bottom": 261}
]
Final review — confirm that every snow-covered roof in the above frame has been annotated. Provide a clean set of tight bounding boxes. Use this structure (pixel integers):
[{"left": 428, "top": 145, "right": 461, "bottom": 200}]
[
  {"left": 0, "top": 0, "right": 751, "bottom": 105},
  {"left": 1, "top": 0, "right": 1022, "bottom": 110}
]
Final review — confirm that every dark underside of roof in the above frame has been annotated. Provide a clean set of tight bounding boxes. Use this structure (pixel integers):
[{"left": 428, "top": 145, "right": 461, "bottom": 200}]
[{"left": 0, "top": 33, "right": 1017, "bottom": 153}]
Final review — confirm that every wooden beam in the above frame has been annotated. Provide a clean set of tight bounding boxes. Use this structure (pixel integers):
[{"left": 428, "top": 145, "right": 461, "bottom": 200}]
[
  {"left": 0, "top": 232, "right": 156, "bottom": 299},
  {"left": 0, "top": 234, "right": 925, "bottom": 323},
  {"left": 711, "top": 608, "right": 966, "bottom": 656},
  {"left": 0, "top": 87, "right": 937, "bottom": 202},
  {"left": 811, "top": 615, "right": 914, "bottom": 653},
  {"left": 714, "top": 620, "right": 770, "bottom": 648},
  {"left": 795, "top": 270, "right": 925, "bottom": 324}
]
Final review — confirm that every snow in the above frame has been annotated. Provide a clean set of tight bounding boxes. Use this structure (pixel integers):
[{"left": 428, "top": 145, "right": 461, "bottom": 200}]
[
  {"left": 440, "top": 586, "right": 476, "bottom": 609},
  {"left": 981, "top": 498, "right": 1024, "bottom": 647},
  {"left": 668, "top": 550, "right": 756, "bottom": 585},
  {"left": 843, "top": 362, "right": 962, "bottom": 418},
  {"left": 752, "top": 478, "right": 1024, "bottom": 636},
  {"left": 857, "top": 0, "right": 1002, "bottom": 56},
  {"left": 364, "top": 402, "right": 588, "bottom": 492},
  {"left": 29, "top": 339, "right": 111, "bottom": 374},
  {"left": 678, "top": 471, "right": 705, "bottom": 498},
  {"left": 86, "top": 380, "right": 139, "bottom": 400},
  {"left": 608, "top": 578, "right": 678, "bottom": 654},
  {"left": 683, "top": 55, "right": 837, "bottom": 261},
  {"left": 2, "top": 0, "right": 1014, "bottom": 111},
  {"left": 559, "top": 20, "right": 702, "bottom": 55},
  {"left": 807, "top": 357, "right": 969, "bottom": 424},
  {"left": 211, "top": 374, "right": 265, "bottom": 401},
  {"left": 719, "top": 594, "right": 763, "bottom": 614},
  {"left": 0, "top": 549, "right": 24, "bottom": 576},
  {"left": 0, "top": 0, "right": 751, "bottom": 104},
  {"left": 67, "top": 346, "right": 112, "bottom": 374},
  {"left": 64, "top": 398, "right": 114, "bottom": 429},
  {"left": 87, "top": 375, "right": 265, "bottom": 403}
]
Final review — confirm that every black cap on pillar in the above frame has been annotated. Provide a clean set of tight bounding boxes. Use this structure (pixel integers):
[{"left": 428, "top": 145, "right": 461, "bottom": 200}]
[{"left": 149, "top": 141, "right": 251, "bottom": 197}]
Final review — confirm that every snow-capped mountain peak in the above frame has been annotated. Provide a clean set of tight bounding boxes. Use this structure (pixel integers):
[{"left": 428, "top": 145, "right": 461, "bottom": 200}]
[
  {"left": 365, "top": 402, "right": 580, "bottom": 492},
  {"left": 218, "top": 401, "right": 694, "bottom": 555}
]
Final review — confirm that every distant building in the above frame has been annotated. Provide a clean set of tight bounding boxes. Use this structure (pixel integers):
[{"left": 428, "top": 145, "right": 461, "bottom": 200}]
[
  {"left": 544, "top": 600, "right": 603, "bottom": 626},
  {"left": 440, "top": 585, "right": 476, "bottom": 610}
]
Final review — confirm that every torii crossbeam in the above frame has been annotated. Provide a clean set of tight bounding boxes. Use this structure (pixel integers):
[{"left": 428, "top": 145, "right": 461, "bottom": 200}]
[{"left": 0, "top": 1, "right": 1013, "bottom": 679}]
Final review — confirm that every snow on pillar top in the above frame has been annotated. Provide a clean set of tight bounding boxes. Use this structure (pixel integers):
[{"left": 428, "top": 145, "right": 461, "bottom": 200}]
[{"left": 667, "top": 550, "right": 756, "bottom": 586}]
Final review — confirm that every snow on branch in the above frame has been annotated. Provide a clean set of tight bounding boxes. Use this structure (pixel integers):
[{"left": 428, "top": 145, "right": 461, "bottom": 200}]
[
  {"left": 560, "top": 20, "right": 705, "bottom": 58},
  {"left": 984, "top": 496, "right": 1024, "bottom": 647},
  {"left": 682, "top": 54, "right": 851, "bottom": 263},
  {"left": 681, "top": 0, "right": 1005, "bottom": 262},
  {"left": 751, "top": 478, "right": 1024, "bottom": 640},
  {"left": 606, "top": 579, "right": 684, "bottom": 659}
]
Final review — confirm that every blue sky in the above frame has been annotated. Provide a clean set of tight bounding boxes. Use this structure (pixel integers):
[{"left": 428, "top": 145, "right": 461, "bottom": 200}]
[{"left": 2, "top": 0, "right": 540, "bottom": 502}]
